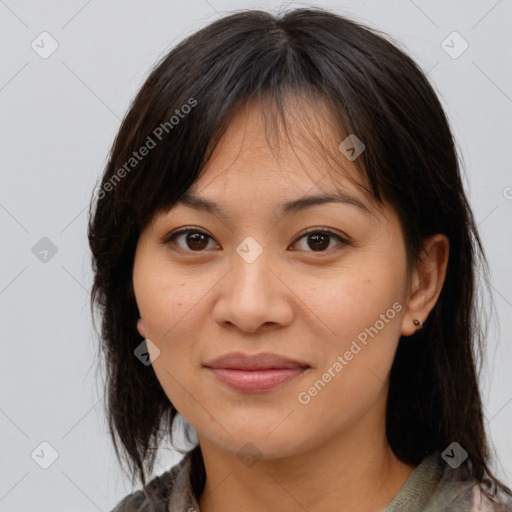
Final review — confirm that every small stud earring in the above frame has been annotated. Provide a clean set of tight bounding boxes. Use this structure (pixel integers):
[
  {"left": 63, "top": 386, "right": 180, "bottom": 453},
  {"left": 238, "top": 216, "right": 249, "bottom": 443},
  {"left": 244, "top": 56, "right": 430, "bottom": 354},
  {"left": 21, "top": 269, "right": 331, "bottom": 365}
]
[{"left": 413, "top": 319, "right": 424, "bottom": 330}]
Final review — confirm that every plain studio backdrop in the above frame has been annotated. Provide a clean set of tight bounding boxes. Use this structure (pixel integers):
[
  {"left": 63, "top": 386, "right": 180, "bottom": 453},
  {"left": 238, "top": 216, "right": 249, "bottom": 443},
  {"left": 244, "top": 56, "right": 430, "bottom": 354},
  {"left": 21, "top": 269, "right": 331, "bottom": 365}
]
[{"left": 1, "top": 1, "right": 511, "bottom": 510}]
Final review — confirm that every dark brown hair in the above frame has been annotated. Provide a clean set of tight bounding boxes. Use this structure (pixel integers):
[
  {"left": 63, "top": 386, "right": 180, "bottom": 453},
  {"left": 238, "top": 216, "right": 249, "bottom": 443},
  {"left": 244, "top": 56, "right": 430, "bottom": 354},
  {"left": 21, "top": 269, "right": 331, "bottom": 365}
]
[{"left": 88, "top": 6, "right": 511, "bottom": 503}]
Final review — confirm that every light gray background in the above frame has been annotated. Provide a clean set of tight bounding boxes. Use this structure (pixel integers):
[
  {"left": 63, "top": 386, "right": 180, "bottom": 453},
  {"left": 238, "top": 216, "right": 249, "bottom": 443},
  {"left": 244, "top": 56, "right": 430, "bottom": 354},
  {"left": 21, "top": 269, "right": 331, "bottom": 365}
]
[{"left": 1, "top": 1, "right": 511, "bottom": 510}]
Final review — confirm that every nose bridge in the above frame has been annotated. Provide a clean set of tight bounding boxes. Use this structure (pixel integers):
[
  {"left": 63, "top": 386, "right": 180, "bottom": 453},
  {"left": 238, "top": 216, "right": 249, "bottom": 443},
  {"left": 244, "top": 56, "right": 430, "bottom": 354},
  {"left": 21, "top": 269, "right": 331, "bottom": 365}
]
[
  {"left": 230, "top": 235, "right": 274, "bottom": 305},
  {"left": 213, "top": 235, "right": 292, "bottom": 332},
  {"left": 233, "top": 236, "right": 271, "bottom": 296}
]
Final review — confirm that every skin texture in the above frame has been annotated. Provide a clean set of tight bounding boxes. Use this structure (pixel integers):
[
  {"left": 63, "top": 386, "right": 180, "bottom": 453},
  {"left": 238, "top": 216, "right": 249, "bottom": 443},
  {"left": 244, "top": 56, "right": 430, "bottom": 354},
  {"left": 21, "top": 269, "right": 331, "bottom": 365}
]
[{"left": 132, "top": 97, "right": 449, "bottom": 512}]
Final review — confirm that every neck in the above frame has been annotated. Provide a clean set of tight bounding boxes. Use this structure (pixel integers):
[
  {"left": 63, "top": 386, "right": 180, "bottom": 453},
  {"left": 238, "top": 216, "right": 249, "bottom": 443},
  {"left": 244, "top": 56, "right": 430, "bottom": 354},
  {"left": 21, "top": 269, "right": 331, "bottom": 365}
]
[{"left": 197, "top": 407, "right": 416, "bottom": 512}]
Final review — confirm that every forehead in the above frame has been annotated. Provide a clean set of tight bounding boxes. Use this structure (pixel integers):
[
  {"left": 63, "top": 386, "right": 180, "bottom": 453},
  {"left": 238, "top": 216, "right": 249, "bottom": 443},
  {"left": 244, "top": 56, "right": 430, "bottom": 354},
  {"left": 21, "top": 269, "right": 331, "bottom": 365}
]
[
  {"left": 144, "top": 94, "right": 391, "bottom": 234},
  {"left": 193, "top": 94, "right": 371, "bottom": 201}
]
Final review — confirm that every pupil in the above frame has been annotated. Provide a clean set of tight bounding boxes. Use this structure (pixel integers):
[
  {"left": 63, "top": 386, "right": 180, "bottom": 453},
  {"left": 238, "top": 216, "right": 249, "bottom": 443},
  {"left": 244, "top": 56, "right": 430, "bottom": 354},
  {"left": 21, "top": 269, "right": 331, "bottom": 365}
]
[
  {"left": 187, "top": 233, "right": 207, "bottom": 250},
  {"left": 309, "top": 233, "right": 329, "bottom": 251}
]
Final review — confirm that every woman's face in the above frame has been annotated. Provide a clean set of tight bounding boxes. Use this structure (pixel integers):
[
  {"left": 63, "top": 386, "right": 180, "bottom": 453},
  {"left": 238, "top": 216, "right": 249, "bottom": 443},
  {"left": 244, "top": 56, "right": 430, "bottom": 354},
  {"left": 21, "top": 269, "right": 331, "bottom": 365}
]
[{"left": 132, "top": 98, "right": 416, "bottom": 460}]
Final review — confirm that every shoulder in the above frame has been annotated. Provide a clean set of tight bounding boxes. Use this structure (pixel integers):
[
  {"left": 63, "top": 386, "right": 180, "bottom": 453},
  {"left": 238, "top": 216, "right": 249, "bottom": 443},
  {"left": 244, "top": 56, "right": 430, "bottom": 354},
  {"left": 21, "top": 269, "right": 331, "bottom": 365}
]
[
  {"left": 463, "top": 485, "right": 512, "bottom": 512},
  {"left": 385, "top": 451, "right": 512, "bottom": 512},
  {"left": 438, "top": 483, "right": 512, "bottom": 512},
  {"left": 109, "top": 454, "right": 192, "bottom": 512},
  {"left": 428, "top": 456, "right": 512, "bottom": 512},
  {"left": 110, "top": 490, "right": 146, "bottom": 512}
]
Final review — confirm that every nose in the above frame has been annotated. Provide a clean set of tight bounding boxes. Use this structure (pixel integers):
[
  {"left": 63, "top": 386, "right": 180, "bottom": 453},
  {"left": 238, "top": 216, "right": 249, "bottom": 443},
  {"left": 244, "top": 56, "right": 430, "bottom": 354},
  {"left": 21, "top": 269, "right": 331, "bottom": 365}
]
[{"left": 212, "top": 242, "right": 294, "bottom": 333}]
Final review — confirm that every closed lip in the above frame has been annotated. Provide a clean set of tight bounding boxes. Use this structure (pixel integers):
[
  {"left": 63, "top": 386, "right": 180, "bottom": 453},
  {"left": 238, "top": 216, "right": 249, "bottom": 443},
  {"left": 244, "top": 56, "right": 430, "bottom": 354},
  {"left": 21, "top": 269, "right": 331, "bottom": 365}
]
[{"left": 203, "top": 352, "right": 310, "bottom": 370}]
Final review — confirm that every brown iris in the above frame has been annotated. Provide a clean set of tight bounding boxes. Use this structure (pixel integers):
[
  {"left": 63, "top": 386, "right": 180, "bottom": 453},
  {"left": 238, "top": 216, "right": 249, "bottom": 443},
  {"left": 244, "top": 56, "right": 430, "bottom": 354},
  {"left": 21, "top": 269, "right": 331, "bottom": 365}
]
[
  {"left": 185, "top": 232, "right": 209, "bottom": 250},
  {"left": 307, "top": 232, "right": 330, "bottom": 251}
]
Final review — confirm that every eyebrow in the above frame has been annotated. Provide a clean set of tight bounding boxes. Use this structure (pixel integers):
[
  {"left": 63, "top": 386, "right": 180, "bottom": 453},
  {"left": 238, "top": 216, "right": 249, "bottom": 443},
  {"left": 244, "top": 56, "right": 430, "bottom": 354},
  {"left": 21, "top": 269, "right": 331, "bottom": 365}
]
[{"left": 175, "top": 191, "right": 372, "bottom": 218}]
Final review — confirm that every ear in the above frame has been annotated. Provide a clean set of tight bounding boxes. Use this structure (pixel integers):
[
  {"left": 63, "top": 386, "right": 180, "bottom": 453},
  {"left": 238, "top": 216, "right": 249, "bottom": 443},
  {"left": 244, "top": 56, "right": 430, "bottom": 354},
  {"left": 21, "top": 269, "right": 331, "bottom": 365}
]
[
  {"left": 137, "top": 317, "right": 146, "bottom": 338},
  {"left": 401, "top": 234, "right": 449, "bottom": 336}
]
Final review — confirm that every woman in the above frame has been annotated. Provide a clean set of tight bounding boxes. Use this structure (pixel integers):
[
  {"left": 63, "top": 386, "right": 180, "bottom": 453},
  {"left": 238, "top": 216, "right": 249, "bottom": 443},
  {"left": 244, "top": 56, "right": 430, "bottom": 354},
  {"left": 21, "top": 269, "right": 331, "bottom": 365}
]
[{"left": 88, "top": 7, "right": 512, "bottom": 512}]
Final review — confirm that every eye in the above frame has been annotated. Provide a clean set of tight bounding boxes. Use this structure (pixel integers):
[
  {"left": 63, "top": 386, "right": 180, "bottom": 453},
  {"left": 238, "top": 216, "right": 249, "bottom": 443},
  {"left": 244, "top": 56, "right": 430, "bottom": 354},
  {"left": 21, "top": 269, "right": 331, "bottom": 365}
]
[
  {"left": 163, "top": 227, "right": 219, "bottom": 252},
  {"left": 291, "top": 228, "right": 350, "bottom": 253},
  {"left": 162, "top": 226, "right": 350, "bottom": 254}
]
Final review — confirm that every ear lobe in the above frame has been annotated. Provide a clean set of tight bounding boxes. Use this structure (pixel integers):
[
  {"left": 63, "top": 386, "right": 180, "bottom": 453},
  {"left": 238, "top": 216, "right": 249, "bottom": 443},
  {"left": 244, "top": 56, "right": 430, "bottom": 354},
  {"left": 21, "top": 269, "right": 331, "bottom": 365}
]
[
  {"left": 137, "top": 317, "right": 146, "bottom": 338},
  {"left": 401, "top": 234, "right": 449, "bottom": 336}
]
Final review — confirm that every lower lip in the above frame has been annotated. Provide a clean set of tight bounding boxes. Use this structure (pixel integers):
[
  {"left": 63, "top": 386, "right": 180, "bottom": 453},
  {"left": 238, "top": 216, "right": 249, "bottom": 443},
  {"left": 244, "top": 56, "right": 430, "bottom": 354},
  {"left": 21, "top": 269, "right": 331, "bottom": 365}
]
[{"left": 207, "top": 367, "right": 307, "bottom": 392}]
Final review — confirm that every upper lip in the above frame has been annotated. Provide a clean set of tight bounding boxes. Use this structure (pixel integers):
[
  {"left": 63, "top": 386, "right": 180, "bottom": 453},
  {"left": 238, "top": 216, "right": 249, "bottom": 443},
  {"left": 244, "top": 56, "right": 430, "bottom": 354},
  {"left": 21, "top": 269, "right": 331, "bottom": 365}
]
[{"left": 204, "top": 352, "right": 310, "bottom": 370}]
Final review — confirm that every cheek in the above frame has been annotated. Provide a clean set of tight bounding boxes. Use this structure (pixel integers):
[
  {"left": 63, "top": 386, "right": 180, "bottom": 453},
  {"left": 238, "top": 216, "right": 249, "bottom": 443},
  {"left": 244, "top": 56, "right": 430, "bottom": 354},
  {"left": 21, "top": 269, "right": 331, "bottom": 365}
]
[
  {"left": 132, "top": 257, "right": 216, "bottom": 403},
  {"left": 293, "top": 274, "right": 404, "bottom": 425},
  {"left": 133, "top": 266, "right": 200, "bottom": 410},
  {"left": 134, "top": 258, "right": 206, "bottom": 341},
  {"left": 296, "top": 264, "right": 404, "bottom": 345},
  {"left": 294, "top": 254, "right": 407, "bottom": 403}
]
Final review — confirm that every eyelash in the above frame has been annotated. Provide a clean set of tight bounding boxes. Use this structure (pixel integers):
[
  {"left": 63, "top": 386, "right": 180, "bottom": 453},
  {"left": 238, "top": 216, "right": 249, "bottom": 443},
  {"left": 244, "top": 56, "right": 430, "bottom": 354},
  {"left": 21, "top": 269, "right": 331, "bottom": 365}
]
[{"left": 162, "top": 226, "right": 351, "bottom": 255}]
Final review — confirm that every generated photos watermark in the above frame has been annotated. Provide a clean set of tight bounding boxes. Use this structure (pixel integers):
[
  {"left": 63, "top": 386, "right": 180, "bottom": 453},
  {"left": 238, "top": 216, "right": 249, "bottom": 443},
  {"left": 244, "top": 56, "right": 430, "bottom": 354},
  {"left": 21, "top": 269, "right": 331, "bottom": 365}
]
[
  {"left": 297, "top": 301, "right": 403, "bottom": 405},
  {"left": 94, "top": 97, "right": 197, "bottom": 199}
]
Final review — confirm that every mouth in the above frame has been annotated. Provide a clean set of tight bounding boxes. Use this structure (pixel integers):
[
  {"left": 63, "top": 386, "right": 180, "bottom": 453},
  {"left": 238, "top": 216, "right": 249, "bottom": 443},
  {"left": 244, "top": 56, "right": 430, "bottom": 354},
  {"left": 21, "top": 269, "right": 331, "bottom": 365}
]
[{"left": 203, "top": 352, "right": 310, "bottom": 393}]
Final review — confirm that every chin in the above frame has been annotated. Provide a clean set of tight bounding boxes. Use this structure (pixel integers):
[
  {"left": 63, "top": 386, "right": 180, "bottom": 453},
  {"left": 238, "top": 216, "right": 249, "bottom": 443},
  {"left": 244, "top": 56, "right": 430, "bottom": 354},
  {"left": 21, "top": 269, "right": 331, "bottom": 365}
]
[{"left": 197, "top": 421, "right": 315, "bottom": 462}]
